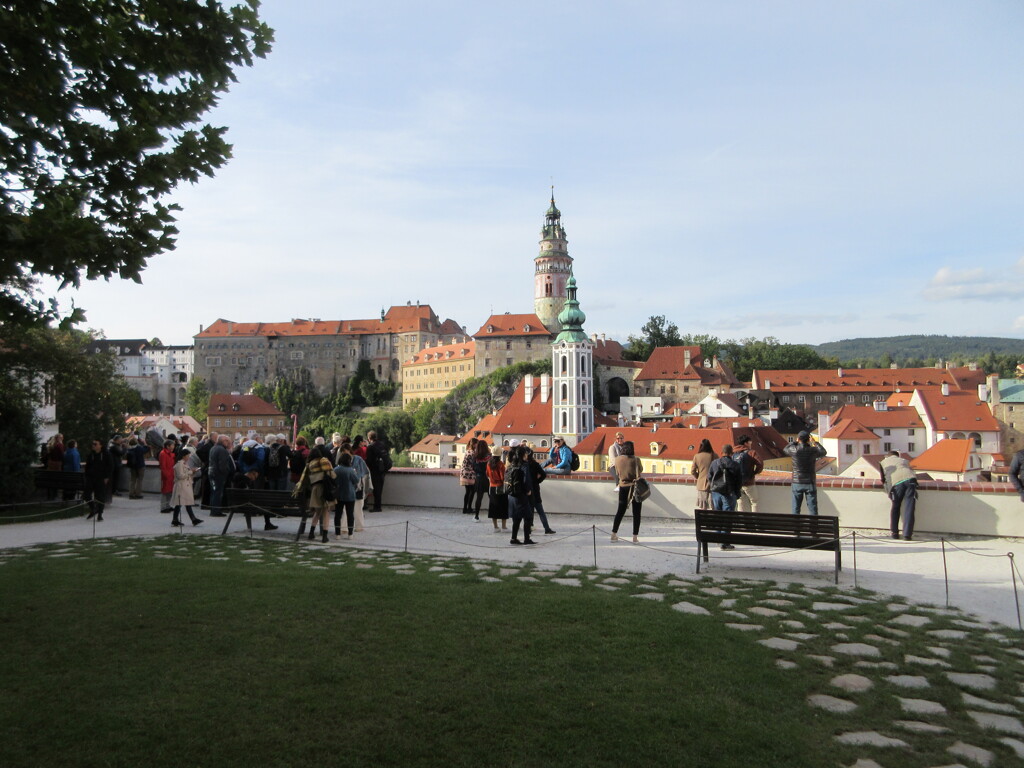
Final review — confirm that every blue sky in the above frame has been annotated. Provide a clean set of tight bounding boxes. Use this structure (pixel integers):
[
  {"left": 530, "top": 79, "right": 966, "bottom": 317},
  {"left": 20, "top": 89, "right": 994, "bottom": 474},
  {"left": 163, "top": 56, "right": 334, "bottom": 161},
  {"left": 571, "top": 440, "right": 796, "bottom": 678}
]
[{"left": 49, "top": 1, "right": 1024, "bottom": 348}]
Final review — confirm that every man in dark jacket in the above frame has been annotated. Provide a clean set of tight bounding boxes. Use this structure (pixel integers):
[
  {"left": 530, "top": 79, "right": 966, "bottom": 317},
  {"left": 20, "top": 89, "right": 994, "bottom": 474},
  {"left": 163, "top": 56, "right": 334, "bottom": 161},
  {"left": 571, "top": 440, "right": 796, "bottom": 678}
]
[
  {"left": 708, "top": 444, "right": 743, "bottom": 513},
  {"left": 783, "top": 430, "right": 828, "bottom": 515},
  {"left": 84, "top": 439, "right": 113, "bottom": 521},
  {"left": 208, "top": 435, "right": 235, "bottom": 517},
  {"left": 365, "top": 430, "right": 390, "bottom": 512},
  {"left": 733, "top": 435, "right": 764, "bottom": 513}
]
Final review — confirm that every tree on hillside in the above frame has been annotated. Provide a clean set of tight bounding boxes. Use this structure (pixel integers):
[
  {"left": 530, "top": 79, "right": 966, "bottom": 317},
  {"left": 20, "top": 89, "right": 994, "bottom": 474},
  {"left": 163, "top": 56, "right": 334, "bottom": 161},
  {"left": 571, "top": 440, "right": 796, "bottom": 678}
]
[
  {"left": 720, "top": 337, "right": 831, "bottom": 382},
  {"left": 623, "top": 315, "right": 683, "bottom": 361},
  {"left": 0, "top": 1, "right": 273, "bottom": 328},
  {"left": 427, "top": 360, "right": 552, "bottom": 437},
  {"left": 184, "top": 376, "right": 211, "bottom": 424}
]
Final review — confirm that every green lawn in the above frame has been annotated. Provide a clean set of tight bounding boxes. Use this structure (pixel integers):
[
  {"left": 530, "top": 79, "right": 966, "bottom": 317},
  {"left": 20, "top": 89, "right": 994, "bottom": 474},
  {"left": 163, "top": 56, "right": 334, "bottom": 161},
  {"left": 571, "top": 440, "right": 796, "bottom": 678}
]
[{"left": 1, "top": 537, "right": 1020, "bottom": 767}]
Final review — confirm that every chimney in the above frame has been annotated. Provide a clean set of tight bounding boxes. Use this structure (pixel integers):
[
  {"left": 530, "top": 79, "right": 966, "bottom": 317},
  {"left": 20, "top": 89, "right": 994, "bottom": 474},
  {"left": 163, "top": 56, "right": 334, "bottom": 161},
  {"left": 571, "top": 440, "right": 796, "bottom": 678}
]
[
  {"left": 988, "top": 374, "right": 1000, "bottom": 407},
  {"left": 524, "top": 374, "right": 534, "bottom": 402},
  {"left": 684, "top": 349, "right": 691, "bottom": 365},
  {"left": 617, "top": 414, "right": 625, "bottom": 427},
  {"left": 941, "top": 382, "right": 950, "bottom": 396},
  {"left": 769, "top": 408, "right": 779, "bottom": 420},
  {"left": 818, "top": 410, "right": 830, "bottom": 436},
  {"left": 837, "top": 367, "right": 843, "bottom": 378},
  {"left": 699, "top": 413, "right": 708, "bottom": 428},
  {"left": 890, "top": 362, "right": 898, "bottom": 369},
  {"left": 540, "top": 374, "right": 550, "bottom": 403},
  {"left": 652, "top": 423, "right": 658, "bottom": 433},
  {"left": 978, "top": 382, "right": 989, "bottom": 402}
]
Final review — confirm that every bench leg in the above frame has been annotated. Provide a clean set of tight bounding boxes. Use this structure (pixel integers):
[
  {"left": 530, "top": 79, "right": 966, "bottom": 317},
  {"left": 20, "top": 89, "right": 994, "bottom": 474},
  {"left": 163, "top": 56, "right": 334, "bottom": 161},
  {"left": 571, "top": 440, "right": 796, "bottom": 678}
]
[
  {"left": 295, "top": 511, "right": 309, "bottom": 542},
  {"left": 835, "top": 548, "right": 841, "bottom": 584},
  {"left": 220, "top": 510, "right": 234, "bottom": 536}
]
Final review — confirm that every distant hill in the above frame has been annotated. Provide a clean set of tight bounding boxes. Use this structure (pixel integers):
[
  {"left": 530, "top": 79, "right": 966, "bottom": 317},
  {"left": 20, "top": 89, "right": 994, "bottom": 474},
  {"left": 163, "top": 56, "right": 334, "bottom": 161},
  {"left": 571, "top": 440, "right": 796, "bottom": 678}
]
[{"left": 813, "top": 335, "right": 1024, "bottom": 363}]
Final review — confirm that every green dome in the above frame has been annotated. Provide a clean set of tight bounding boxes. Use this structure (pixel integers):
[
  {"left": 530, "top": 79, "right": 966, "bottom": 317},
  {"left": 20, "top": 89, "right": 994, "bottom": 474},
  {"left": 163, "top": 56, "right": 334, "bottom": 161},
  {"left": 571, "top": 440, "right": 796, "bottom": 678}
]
[{"left": 555, "top": 275, "right": 588, "bottom": 343}]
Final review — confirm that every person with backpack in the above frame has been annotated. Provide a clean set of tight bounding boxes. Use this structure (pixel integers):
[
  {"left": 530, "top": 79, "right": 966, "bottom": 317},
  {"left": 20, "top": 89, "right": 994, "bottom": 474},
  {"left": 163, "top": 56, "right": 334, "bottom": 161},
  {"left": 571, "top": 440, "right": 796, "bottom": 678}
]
[
  {"left": 505, "top": 446, "right": 535, "bottom": 545},
  {"left": 265, "top": 433, "right": 290, "bottom": 491},
  {"left": 733, "top": 435, "right": 764, "bottom": 513},
  {"left": 365, "top": 430, "right": 391, "bottom": 512},
  {"left": 708, "top": 443, "right": 743, "bottom": 515},
  {"left": 611, "top": 440, "right": 644, "bottom": 543},
  {"left": 525, "top": 446, "right": 555, "bottom": 535},
  {"left": 545, "top": 437, "right": 574, "bottom": 475}
]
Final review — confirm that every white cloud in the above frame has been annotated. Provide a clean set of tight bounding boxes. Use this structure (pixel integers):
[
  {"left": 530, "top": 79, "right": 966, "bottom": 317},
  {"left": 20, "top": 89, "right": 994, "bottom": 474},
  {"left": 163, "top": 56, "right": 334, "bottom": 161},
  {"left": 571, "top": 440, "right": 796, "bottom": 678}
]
[{"left": 923, "top": 265, "right": 1024, "bottom": 301}]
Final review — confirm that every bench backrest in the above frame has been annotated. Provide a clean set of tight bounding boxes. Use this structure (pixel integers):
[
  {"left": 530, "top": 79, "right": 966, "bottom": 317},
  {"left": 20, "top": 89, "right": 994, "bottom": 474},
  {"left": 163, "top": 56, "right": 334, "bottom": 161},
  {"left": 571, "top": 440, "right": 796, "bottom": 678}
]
[
  {"left": 695, "top": 509, "right": 839, "bottom": 539},
  {"left": 33, "top": 469, "right": 86, "bottom": 489}
]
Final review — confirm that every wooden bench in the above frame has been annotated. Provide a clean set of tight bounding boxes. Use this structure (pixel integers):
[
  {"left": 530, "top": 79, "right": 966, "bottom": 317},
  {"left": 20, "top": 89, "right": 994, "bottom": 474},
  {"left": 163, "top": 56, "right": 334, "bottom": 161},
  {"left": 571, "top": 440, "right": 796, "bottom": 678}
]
[
  {"left": 221, "top": 488, "right": 307, "bottom": 539},
  {"left": 33, "top": 469, "right": 86, "bottom": 499},
  {"left": 694, "top": 509, "right": 842, "bottom": 584}
]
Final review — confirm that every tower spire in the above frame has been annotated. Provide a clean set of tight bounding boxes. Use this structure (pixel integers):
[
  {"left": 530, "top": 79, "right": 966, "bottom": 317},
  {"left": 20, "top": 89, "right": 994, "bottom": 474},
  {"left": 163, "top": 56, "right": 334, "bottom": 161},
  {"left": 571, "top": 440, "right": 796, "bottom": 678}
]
[{"left": 534, "top": 192, "right": 572, "bottom": 333}]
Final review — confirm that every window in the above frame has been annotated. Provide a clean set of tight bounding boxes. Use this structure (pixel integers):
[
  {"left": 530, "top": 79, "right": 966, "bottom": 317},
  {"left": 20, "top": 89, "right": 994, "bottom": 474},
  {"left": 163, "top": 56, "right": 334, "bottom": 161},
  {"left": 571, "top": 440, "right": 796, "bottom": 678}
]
[
  {"left": 246, "top": 419, "right": 253, "bottom": 427},
  {"left": 862, "top": 395, "right": 871, "bottom": 402},
  {"left": 505, "top": 341, "right": 511, "bottom": 350},
  {"left": 525, "top": 340, "right": 532, "bottom": 349},
  {"left": 257, "top": 419, "right": 263, "bottom": 427},
  {"left": 205, "top": 356, "right": 222, "bottom": 366},
  {"left": 214, "top": 419, "right": 221, "bottom": 427},
  {"left": 814, "top": 395, "right": 822, "bottom": 403},
  {"left": 290, "top": 350, "right": 304, "bottom": 360},
  {"left": 670, "top": 386, "right": 676, "bottom": 394},
  {"left": 236, "top": 419, "right": 242, "bottom": 427},
  {"left": 847, "top": 395, "right": 854, "bottom": 403},
  {"left": 560, "top": 355, "right": 567, "bottom": 374},
  {"left": 831, "top": 395, "right": 839, "bottom": 403},
  {"left": 883, "top": 442, "right": 892, "bottom": 452},
  {"left": 485, "top": 358, "right": 491, "bottom": 368},
  {"left": 506, "top": 358, "right": 512, "bottom": 367},
  {"left": 908, "top": 429, "right": 915, "bottom": 436},
  {"left": 782, "top": 395, "right": 791, "bottom": 403},
  {"left": 908, "top": 442, "right": 915, "bottom": 452},
  {"left": 883, "top": 428, "right": 891, "bottom": 436},
  {"left": 561, "top": 383, "right": 567, "bottom": 401},
  {"left": 863, "top": 444, "right": 870, "bottom": 454},
  {"left": 845, "top": 444, "right": 853, "bottom": 455}
]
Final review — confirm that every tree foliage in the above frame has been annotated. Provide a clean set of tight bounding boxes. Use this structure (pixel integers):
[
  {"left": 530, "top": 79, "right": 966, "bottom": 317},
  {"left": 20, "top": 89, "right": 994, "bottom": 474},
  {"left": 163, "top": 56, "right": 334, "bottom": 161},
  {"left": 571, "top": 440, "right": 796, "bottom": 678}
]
[
  {"left": 0, "top": 0, "right": 273, "bottom": 327},
  {"left": 184, "top": 376, "right": 211, "bottom": 424},
  {"left": 623, "top": 315, "right": 683, "bottom": 361}
]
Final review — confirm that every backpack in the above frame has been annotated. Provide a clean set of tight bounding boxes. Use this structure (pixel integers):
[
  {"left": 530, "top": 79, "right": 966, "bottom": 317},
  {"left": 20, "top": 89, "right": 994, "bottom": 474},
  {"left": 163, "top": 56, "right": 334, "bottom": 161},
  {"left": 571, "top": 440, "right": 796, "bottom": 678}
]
[
  {"left": 710, "top": 463, "right": 732, "bottom": 495},
  {"left": 373, "top": 444, "right": 393, "bottom": 472},
  {"left": 503, "top": 465, "right": 524, "bottom": 497},
  {"left": 570, "top": 450, "right": 580, "bottom": 471},
  {"left": 268, "top": 443, "right": 281, "bottom": 469}
]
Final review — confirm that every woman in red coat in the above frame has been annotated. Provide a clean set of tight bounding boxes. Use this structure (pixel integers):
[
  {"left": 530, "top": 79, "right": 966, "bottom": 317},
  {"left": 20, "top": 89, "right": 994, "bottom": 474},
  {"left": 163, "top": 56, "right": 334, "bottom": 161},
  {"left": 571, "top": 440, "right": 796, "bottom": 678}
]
[{"left": 159, "top": 441, "right": 176, "bottom": 514}]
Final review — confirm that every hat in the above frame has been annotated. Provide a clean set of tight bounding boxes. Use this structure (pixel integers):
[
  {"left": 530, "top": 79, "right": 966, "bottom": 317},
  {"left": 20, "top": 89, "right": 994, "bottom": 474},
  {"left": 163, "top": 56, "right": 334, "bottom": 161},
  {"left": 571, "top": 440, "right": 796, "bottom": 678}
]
[
  {"left": 491, "top": 445, "right": 502, "bottom": 457},
  {"left": 509, "top": 439, "right": 520, "bottom": 448},
  {"left": 797, "top": 430, "right": 810, "bottom": 441}
]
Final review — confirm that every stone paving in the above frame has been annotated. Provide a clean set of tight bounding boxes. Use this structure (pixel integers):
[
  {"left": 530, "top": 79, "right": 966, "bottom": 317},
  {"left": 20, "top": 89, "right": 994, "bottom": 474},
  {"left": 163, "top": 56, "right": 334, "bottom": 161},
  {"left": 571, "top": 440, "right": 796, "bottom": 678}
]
[{"left": 4, "top": 533, "right": 1024, "bottom": 766}]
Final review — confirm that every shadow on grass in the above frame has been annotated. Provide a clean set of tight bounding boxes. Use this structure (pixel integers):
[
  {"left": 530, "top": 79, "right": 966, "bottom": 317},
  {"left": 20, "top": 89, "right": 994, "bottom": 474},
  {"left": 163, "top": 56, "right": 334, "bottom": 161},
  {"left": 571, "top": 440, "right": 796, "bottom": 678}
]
[{"left": 0, "top": 541, "right": 841, "bottom": 768}]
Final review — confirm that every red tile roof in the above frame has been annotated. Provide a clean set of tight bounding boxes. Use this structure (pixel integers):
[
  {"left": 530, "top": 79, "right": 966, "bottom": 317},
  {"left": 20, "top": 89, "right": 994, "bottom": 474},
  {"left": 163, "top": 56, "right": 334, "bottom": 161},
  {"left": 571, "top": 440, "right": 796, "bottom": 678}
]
[
  {"left": 489, "top": 379, "right": 553, "bottom": 435},
  {"left": 408, "top": 434, "right": 448, "bottom": 454},
  {"left": 823, "top": 419, "right": 880, "bottom": 441},
  {"left": 591, "top": 337, "right": 628, "bottom": 364},
  {"left": 830, "top": 404, "right": 924, "bottom": 429},
  {"left": 206, "top": 394, "right": 284, "bottom": 417},
  {"left": 635, "top": 346, "right": 703, "bottom": 381},
  {"left": 472, "top": 313, "right": 552, "bottom": 338},
  {"left": 913, "top": 389, "right": 999, "bottom": 433},
  {"left": 910, "top": 439, "right": 973, "bottom": 473},
  {"left": 753, "top": 367, "right": 986, "bottom": 393},
  {"left": 404, "top": 340, "right": 476, "bottom": 366},
  {"left": 196, "top": 305, "right": 446, "bottom": 338},
  {"left": 455, "top": 413, "right": 501, "bottom": 444}
]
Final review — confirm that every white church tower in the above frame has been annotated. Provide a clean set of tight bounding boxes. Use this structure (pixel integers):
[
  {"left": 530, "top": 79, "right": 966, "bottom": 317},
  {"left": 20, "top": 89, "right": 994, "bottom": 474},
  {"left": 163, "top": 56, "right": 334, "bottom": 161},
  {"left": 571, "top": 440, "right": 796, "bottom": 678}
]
[{"left": 551, "top": 274, "right": 594, "bottom": 446}]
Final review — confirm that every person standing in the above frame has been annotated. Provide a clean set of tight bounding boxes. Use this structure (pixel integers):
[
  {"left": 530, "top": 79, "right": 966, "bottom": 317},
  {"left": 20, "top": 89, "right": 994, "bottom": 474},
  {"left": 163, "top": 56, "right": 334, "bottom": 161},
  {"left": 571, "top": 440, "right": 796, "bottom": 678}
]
[
  {"left": 196, "top": 432, "right": 215, "bottom": 507},
  {"left": 459, "top": 437, "right": 479, "bottom": 515},
  {"left": 1010, "top": 448, "right": 1024, "bottom": 503},
  {"left": 506, "top": 446, "right": 535, "bottom": 545},
  {"left": 62, "top": 439, "right": 82, "bottom": 501},
  {"left": 880, "top": 451, "right": 919, "bottom": 541},
  {"left": 170, "top": 449, "right": 203, "bottom": 527},
  {"left": 45, "top": 433, "right": 65, "bottom": 500},
  {"left": 471, "top": 439, "right": 490, "bottom": 521},
  {"left": 486, "top": 445, "right": 508, "bottom": 532},
  {"left": 333, "top": 452, "right": 359, "bottom": 538},
  {"left": 83, "top": 439, "right": 112, "bottom": 521},
  {"left": 159, "top": 440, "right": 176, "bottom": 514},
  {"left": 690, "top": 439, "right": 716, "bottom": 511},
  {"left": 208, "top": 435, "right": 235, "bottom": 518},
  {"left": 290, "top": 436, "right": 310, "bottom": 490},
  {"left": 266, "top": 434, "right": 291, "bottom": 491},
  {"left": 365, "top": 430, "right": 391, "bottom": 512},
  {"left": 608, "top": 432, "right": 625, "bottom": 488},
  {"left": 733, "top": 435, "right": 764, "bottom": 513},
  {"left": 783, "top": 431, "right": 828, "bottom": 515},
  {"left": 300, "top": 438, "right": 334, "bottom": 543},
  {"left": 708, "top": 444, "right": 742, "bottom": 513},
  {"left": 611, "top": 440, "right": 644, "bottom": 543},
  {"left": 525, "top": 447, "right": 555, "bottom": 534},
  {"left": 107, "top": 435, "right": 125, "bottom": 500},
  {"left": 124, "top": 437, "right": 148, "bottom": 499}
]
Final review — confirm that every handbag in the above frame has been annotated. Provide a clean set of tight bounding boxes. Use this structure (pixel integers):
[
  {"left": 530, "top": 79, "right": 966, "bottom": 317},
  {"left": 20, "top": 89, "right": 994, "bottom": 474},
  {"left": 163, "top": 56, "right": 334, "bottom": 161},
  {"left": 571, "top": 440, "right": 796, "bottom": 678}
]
[{"left": 634, "top": 477, "right": 651, "bottom": 502}]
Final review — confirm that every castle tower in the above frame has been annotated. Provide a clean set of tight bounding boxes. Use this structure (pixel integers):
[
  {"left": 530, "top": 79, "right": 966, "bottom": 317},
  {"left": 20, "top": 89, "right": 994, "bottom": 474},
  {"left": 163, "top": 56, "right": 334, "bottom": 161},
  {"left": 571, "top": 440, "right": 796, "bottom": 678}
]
[
  {"left": 534, "top": 192, "right": 573, "bottom": 334},
  {"left": 551, "top": 274, "right": 594, "bottom": 446}
]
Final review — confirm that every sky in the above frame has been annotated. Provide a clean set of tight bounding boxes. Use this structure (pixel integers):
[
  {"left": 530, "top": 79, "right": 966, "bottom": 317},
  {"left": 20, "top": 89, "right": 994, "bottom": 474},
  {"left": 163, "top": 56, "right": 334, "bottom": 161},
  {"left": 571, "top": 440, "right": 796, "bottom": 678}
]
[{"left": 44, "top": 1, "right": 1024, "bottom": 348}]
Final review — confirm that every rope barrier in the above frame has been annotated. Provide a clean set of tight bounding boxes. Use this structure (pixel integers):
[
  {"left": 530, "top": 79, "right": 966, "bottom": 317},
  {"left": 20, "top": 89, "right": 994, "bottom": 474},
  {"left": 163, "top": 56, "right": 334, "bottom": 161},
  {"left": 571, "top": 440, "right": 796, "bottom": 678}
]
[{"left": 0, "top": 501, "right": 91, "bottom": 520}]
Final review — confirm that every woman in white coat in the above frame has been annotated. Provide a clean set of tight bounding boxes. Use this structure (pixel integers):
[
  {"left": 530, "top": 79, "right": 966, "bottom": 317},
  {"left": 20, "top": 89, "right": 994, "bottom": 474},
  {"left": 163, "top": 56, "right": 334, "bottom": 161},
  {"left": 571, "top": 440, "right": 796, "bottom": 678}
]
[{"left": 171, "top": 449, "right": 204, "bottom": 527}]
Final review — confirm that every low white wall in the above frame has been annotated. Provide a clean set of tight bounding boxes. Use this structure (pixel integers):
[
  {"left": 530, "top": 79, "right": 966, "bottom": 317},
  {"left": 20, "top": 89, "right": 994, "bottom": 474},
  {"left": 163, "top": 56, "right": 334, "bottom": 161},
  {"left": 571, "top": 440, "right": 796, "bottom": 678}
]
[{"left": 385, "top": 470, "right": 1024, "bottom": 539}]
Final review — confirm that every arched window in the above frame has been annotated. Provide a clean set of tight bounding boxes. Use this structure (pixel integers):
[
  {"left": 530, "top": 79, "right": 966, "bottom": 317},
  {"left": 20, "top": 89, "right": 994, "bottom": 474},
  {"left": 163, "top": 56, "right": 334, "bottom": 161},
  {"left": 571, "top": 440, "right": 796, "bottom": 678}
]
[
  {"left": 561, "top": 383, "right": 567, "bottom": 401},
  {"left": 561, "top": 355, "right": 567, "bottom": 374},
  {"left": 582, "top": 412, "right": 588, "bottom": 431},
  {"left": 561, "top": 412, "right": 567, "bottom": 429},
  {"left": 580, "top": 357, "right": 587, "bottom": 375},
  {"left": 581, "top": 383, "right": 588, "bottom": 403}
]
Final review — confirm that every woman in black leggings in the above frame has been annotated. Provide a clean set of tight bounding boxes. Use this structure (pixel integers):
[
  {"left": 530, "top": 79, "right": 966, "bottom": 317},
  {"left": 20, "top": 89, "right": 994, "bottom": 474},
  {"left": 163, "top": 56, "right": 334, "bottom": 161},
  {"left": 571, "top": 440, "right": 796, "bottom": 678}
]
[{"left": 611, "top": 441, "right": 644, "bottom": 543}]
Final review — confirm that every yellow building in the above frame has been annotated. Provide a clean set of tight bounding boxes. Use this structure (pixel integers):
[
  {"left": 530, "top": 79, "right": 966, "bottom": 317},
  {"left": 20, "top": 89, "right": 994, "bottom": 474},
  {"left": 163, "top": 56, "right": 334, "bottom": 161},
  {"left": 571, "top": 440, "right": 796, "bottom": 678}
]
[{"left": 402, "top": 339, "right": 476, "bottom": 407}]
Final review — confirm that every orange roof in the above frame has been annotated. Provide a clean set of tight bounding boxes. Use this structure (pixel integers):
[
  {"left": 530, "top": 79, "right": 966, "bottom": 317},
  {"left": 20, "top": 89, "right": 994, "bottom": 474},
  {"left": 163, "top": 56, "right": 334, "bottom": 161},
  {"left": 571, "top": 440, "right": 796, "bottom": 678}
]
[
  {"left": 635, "top": 346, "right": 703, "bottom": 381},
  {"left": 206, "top": 394, "right": 284, "bottom": 417},
  {"left": 592, "top": 338, "right": 628, "bottom": 364},
  {"left": 404, "top": 339, "right": 476, "bottom": 366},
  {"left": 196, "top": 305, "right": 445, "bottom": 339},
  {"left": 126, "top": 414, "right": 204, "bottom": 435},
  {"left": 823, "top": 419, "right": 879, "bottom": 441},
  {"left": 489, "top": 379, "right": 553, "bottom": 436},
  {"left": 910, "top": 439, "right": 973, "bottom": 473},
  {"left": 830, "top": 404, "right": 924, "bottom": 429},
  {"left": 574, "top": 425, "right": 789, "bottom": 462},
  {"left": 913, "top": 389, "right": 1000, "bottom": 433},
  {"left": 472, "top": 313, "right": 552, "bottom": 338},
  {"left": 455, "top": 412, "right": 501, "bottom": 445},
  {"left": 754, "top": 367, "right": 986, "bottom": 393},
  {"left": 408, "top": 434, "right": 448, "bottom": 454}
]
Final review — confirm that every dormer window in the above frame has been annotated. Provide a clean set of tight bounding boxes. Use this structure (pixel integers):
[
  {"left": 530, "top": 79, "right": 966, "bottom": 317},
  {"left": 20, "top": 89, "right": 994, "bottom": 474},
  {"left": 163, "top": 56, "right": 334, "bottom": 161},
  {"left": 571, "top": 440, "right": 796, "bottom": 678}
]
[
  {"left": 650, "top": 442, "right": 659, "bottom": 456},
  {"left": 218, "top": 404, "right": 226, "bottom": 412},
  {"left": 232, "top": 403, "right": 240, "bottom": 411},
  {"left": 487, "top": 325, "right": 494, "bottom": 333},
  {"left": 524, "top": 324, "right": 531, "bottom": 332}
]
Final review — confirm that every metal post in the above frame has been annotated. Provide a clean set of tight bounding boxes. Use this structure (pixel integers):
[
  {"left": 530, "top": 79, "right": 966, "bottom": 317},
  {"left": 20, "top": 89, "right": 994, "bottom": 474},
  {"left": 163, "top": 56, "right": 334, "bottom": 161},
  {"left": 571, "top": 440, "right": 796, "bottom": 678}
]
[
  {"left": 942, "top": 539, "right": 949, "bottom": 608},
  {"left": 592, "top": 525, "right": 597, "bottom": 568},
  {"left": 405, "top": 520, "right": 409, "bottom": 553},
  {"left": 852, "top": 531, "right": 858, "bottom": 589},
  {"left": 1010, "top": 552, "right": 1021, "bottom": 632}
]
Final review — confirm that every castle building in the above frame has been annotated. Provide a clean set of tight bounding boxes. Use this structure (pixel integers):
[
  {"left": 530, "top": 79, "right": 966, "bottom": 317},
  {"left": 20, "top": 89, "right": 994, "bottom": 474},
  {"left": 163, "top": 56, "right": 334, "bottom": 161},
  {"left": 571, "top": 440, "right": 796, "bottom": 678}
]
[{"left": 534, "top": 194, "right": 573, "bottom": 335}]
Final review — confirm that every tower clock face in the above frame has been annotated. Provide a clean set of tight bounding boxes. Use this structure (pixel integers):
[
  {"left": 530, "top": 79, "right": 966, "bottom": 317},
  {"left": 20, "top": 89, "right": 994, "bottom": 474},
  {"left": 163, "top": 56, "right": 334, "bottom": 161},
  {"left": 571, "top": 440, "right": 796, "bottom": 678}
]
[{"left": 541, "top": 242, "right": 551, "bottom": 250}]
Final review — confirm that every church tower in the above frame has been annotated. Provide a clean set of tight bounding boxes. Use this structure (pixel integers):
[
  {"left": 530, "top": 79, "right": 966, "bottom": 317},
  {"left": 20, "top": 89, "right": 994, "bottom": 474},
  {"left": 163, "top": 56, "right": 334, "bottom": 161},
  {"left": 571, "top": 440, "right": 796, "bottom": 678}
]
[
  {"left": 551, "top": 274, "right": 594, "bottom": 447},
  {"left": 534, "top": 192, "right": 573, "bottom": 334}
]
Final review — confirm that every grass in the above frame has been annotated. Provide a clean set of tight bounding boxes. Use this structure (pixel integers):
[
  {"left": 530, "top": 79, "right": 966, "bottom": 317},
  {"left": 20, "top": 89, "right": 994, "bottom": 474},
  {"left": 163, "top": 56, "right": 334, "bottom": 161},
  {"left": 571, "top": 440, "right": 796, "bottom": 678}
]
[{"left": 0, "top": 537, "right": 1022, "bottom": 767}]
